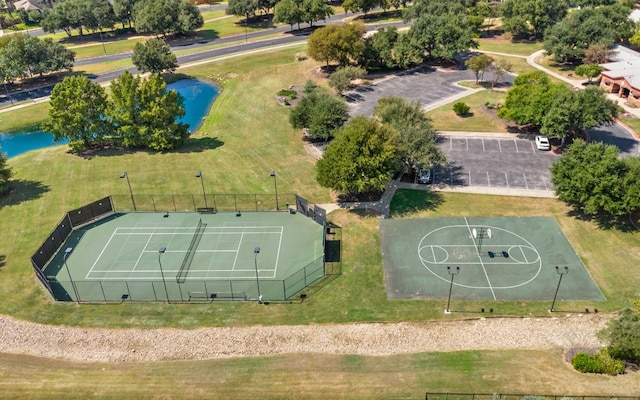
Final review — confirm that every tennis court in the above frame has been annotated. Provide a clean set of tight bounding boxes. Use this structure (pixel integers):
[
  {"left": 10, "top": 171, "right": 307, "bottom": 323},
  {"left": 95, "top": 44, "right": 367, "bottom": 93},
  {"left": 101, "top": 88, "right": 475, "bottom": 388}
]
[
  {"left": 44, "top": 211, "right": 325, "bottom": 302},
  {"left": 379, "top": 217, "right": 605, "bottom": 302}
]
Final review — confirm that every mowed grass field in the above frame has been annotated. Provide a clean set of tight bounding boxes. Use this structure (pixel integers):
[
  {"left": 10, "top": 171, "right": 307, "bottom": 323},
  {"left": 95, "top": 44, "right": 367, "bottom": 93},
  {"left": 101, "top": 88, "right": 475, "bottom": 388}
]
[{"left": 2, "top": 47, "right": 640, "bottom": 398}]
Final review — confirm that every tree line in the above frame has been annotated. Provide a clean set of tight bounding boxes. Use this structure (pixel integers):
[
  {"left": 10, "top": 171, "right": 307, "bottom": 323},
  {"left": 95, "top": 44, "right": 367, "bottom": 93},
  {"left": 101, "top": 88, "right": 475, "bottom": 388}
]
[
  {"left": 40, "top": 0, "right": 203, "bottom": 37},
  {"left": 0, "top": 34, "right": 75, "bottom": 83},
  {"left": 43, "top": 72, "right": 189, "bottom": 152}
]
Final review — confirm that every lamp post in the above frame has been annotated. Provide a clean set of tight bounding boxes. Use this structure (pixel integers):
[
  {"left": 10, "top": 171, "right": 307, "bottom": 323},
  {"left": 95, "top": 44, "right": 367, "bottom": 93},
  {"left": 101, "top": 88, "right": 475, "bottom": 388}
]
[
  {"left": 245, "top": 12, "right": 248, "bottom": 42},
  {"left": 64, "top": 247, "right": 80, "bottom": 303},
  {"left": 254, "top": 246, "right": 262, "bottom": 303},
  {"left": 158, "top": 247, "right": 170, "bottom": 303},
  {"left": 445, "top": 266, "right": 460, "bottom": 314},
  {"left": 270, "top": 170, "right": 279, "bottom": 211},
  {"left": 120, "top": 172, "right": 137, "bottom": 211},
  {"left": 195, "top": 171, "right": 208, "bottom": 209},
  {"left": 98, "top": 29, "right": 107, "bottom": 55},
  {"left": 549, "top": 266, "right": 569, "bottom": 312}
]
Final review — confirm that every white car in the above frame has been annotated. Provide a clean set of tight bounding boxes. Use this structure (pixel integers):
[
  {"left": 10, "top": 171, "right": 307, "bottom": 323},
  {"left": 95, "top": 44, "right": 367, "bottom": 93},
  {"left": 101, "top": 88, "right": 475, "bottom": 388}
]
[{"left": 535, "top": 135, "right": 551, "bottom": 151}]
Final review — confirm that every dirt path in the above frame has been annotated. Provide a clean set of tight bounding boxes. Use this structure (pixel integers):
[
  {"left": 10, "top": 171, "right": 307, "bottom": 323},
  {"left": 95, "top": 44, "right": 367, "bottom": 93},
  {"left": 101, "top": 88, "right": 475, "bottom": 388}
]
[{"left": 0, "top": 313, "right": 609, "bottom": 363}]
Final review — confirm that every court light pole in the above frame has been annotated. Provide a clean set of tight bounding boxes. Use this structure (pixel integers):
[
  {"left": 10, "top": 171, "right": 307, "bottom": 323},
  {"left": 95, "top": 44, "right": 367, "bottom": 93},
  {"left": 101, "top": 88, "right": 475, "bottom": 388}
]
[
  {"left": 445, "top": 266, "right": 460, "bottom": 314},
  {"left": 195, "top": 171, "right": 208, "bottom": 209},
  {"left": 270, "top": 170, "right": 279, "bottom": 211},
  {"left": 64, "top": 247, "right": 80, "bottom": 303},
  {"left": 158, "top": 247, "right": 170, "bottom": 303},
  {"left": 120, "top": 172, "right": 137, "bottom": 211},
  {"left": 549, "top": 266, "right": 569, "bottom": 312},
  {"left": 254, "top": 246, "right": 262, "bottom": 303}
]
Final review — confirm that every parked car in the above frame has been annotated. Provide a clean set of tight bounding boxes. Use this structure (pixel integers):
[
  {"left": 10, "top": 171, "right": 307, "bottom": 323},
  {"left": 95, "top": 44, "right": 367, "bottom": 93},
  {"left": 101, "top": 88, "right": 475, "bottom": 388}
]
[
  {"left": 417, "top": 167, "right": 432, "bottom": 184},
  {"left": 535, "top": 135, "right": 551, "bottom": 151}
]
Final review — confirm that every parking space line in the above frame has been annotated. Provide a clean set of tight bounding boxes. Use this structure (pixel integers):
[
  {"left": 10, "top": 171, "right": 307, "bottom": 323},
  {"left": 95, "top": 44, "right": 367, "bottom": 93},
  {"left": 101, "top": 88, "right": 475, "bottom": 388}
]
[
  {"left": 468, "top": 171, "right": 471, "bottom": 185},
  {"left": 487, "top": 171, "right": 490, "bottom": 187},
  {"left": 466, "top": 138, "right": 469, "bottom": 151},
  {"left": 498, "top": 139, "right": 502, "bottom": 152},
  {"left": 523, "top": 173, "right": 528, "bottom": 189},
  {"left": 504, "top": 172, "right": 509, "bottom": 188},
  {"left": 514, "top": 139, "right": 519, "bottom": 153},
  {"left": 482, "top": 138, "right": 486, "bottom": 152},
  {"left": 449, "top": 137, "right": 452, "bottom": 150}
]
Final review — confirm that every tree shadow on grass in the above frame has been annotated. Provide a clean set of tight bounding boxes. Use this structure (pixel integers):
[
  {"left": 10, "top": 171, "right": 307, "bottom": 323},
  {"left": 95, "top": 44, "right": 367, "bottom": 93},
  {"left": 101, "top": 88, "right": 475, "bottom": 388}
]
[
  {"left": 0, "top": 255, "right": 5, "bottom": 272},
  {"left": 389, "top": 189, "right": 444, "bottom": 217},
  {"left": 0, "top": 179, "right": 50, "bottom": 210},
  {"left": 567, "top": 208, "right": 636, "bottom": 232},
  {"left": 75, "top": 136, "right": 224, "bottom": 159}
]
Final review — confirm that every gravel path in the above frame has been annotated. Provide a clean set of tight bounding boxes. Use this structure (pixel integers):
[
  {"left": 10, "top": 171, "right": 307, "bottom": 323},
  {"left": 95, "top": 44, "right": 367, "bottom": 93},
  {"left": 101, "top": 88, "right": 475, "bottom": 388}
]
[{"left": 0, "top": 313, "right": 610, "bottom": 363}]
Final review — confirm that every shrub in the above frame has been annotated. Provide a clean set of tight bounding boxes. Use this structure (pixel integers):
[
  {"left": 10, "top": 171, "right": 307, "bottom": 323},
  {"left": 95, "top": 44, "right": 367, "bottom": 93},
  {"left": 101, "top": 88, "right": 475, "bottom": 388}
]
[
  {"left": 303, "top": 80, "right": 318, "bottom": 94},
  {"left": 295, "top": 52, "right": 308, "bottom": 61},
  {"left": 571, "top": 349, "right": 625, "bottom": 375},
  {"left": 277, "top": 89, "right": 297, "bottom": 99},
  {"left": 453, "top": 102, "right": 470, "bottom": 116}
]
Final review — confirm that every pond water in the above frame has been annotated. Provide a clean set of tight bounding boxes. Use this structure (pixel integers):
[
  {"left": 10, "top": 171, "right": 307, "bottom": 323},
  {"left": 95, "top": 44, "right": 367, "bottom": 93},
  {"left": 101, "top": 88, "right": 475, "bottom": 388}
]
[{"left": 0, "top": 79, "right": 219, "bottom": 159}]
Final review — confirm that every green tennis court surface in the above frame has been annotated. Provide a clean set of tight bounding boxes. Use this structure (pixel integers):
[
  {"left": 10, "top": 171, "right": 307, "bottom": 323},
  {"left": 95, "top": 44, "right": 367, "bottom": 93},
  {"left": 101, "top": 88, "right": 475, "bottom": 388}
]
[
  {"left": 379, "top": 217, "right": 605, "bottom": 302},
  {"left": 45, "top": 211, "right": 324, "bottom": 302}
]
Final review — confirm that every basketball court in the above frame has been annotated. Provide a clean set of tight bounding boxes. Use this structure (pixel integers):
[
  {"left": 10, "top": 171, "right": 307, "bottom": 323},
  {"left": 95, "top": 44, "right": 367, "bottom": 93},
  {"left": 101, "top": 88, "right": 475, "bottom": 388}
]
[{"left": 379, "top": 217, "right": 605, "bottom": 302}]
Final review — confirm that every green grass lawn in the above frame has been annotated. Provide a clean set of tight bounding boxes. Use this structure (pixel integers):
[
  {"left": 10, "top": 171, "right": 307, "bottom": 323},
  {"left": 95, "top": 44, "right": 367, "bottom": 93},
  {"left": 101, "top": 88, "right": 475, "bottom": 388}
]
[
  {"left": 476, "top": 38, "right": 543, "bottom": 57},
  {"left": 428, "top": 89, "right": 507, "bottom": 132},
  {"left": 2, "top": 349, "right": 638, "bottom": 399}
]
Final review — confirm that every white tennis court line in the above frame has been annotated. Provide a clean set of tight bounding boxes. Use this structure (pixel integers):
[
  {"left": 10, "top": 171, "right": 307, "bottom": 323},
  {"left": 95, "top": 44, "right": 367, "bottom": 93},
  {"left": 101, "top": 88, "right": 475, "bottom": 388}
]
[
  {"left": 232, "top": 232, "right": 244, "bottom": 271},
  {"left": 86, "top": 229, "right": 121, "bottom": 279},
  {"left": 464, "top": 218, "right": 497, "bottom": 300},
  {"left": 131, "top": 234, "right": 154, "bottom": 272}
]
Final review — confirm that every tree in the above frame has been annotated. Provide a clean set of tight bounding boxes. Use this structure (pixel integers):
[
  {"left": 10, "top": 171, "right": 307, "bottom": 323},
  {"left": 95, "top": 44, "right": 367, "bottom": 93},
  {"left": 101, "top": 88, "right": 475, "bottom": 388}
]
[
  {"left": 497, "top": 71, "right": 564, "bottom": 128},
  {"left": 43, "top": 76, "right": 110, "bottom": 151},
  {"left": 540, "top": 86, "right": 618, "bottom": 141},
  {"left": 599, "top": 308, "right": 640, "bottom": 365},
  {"left": 132, "top": 38, "right": 178, "bottom": 74},
  {"left": 273, "top": 0, "right": 304, "bottom": 30},
  {"left": 500, "top": 0, "right": 568, "bottom": 39},
  {"left": 543, "top": 4, "right": 633, "bottom": 63},
  {"left": 307, "top": 23, "right": 366, "bottom": 66},
  {"left": 490, "top": 58, "right": 512, "bottom": 88},
  {"left": 582, "top": 43, "right": 613, "bottom": 65},
  {"left": 113, "top": 0, "right": 135, "bottom": 28},
  {"left": 550, "top": 140, "right": 629, "bottom": 216},
  {"left": 574, "top": 63, "right": 604, "bottom": 84},
  {"left": 0, "top": 149, "right": 12, "bottom": 196},
  {"left": 134, "top": 0, "right": 203, "bottom": 36},
  {"left": 409, "top": 11, "right": 477, "bottom": 61},
  {"left": 289, "top": 87, "right": 349, "bottom": 140},
  {"left": 0, "top": 34, "right": 75, "bottom": 81},
  {"left": 373, "top": 96, "right": 445, "bottom": 172},
  {"left": 226, "top": 0, "right": 258, "bottom": 18},
  {"left": 328, "top": 65, "right": 366, "bottom": 95},
  {"left": 40, "top": 0, "right": 114, "bottom": 36},
  {"left": 465, "top": 54, "right": 493, "bottom": 84},
  {"left": 316, "top": 116, "right": 399, "bottom": 195},
  {"left": 342, "top": 0, "right": 378, "bottom": 15},
  {"left": 107, "top": 72, "right": 189, "bottom": 150}
]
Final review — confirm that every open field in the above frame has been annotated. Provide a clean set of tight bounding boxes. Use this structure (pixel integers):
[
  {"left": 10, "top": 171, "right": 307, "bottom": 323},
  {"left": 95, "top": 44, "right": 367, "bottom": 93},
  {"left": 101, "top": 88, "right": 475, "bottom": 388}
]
[
  {"left": 476, "top": 38, "right": 543, "bottom": 57},
  {"left": 2, "top": 349, "right": 638, "bottom": 399}
]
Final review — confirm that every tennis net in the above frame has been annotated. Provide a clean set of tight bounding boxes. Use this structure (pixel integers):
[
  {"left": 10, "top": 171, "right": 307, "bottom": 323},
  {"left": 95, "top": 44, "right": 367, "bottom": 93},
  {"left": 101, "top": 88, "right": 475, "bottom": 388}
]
[{"left": 176, "top": 218, "right": 207, "bottom": 283}]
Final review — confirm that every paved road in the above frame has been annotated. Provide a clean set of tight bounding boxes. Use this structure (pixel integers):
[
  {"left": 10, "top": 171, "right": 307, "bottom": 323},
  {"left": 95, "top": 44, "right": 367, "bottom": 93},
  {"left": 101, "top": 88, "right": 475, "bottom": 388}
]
[{"left": 587, "top": 123, "right": 640, "bottom": 157}]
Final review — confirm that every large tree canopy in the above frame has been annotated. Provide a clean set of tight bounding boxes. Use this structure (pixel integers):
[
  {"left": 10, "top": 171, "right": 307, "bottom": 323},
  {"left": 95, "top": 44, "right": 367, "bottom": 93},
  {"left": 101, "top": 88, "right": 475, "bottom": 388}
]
[
  {"left": 43, "top": 76, "right": 110, "bottom": 151},
  {"left": 543, "top": 3, "right": 633, "bottom": 63},
  {"left": 373, "top": 96, "right": 446, "bottom": 171},
  {"left": 132, "top": 38, "right": 179, "bottom": 75},
  {"left": 0, "top": 34, "right": 75, "bottom": 82},
  {"left": 500, "top": 0, "right": 568, "bottom": 39},
  {"left": 550, "top": 139, "right": 635, "bottom": 217},
  {"left": 134, "top": 0, "right": 204, "bottom": 36},
  {"left": 307, "top": 23, "right": 366, "bottom": 66},
  {"left": 540, "top": 86, "right": 618, "bottom": 139},
  {"left": 41, "top": 0, "right": 116, "bottom": 36},
  {"left": 316, "top": 116, "right": 399, "bottom": 195},
  {"left": 497, "top": 71, "right": 563, "bottom": 128}
]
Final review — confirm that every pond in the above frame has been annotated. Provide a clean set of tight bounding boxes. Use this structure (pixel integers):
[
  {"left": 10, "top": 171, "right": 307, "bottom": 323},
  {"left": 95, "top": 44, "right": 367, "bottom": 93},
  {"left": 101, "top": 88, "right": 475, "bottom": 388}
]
[{"left": 0, "top": 79, "right": 219, "bottom": 159}]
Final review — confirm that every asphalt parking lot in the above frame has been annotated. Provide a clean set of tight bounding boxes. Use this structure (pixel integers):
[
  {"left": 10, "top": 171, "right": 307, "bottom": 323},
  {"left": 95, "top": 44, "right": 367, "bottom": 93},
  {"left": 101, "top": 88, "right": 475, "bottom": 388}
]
[{"left": 433, "top": 134, "right": 557, "bottom": 191}]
